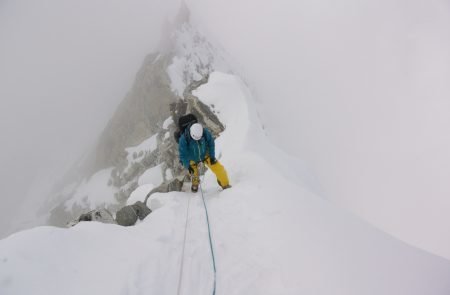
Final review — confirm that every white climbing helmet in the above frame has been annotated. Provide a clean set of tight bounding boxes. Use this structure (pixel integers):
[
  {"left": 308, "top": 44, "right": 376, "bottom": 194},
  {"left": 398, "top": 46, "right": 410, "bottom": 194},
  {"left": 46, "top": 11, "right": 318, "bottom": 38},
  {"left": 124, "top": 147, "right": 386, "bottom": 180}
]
[{"left": 190, "top": 123, "right": 203, "bottom": 140}]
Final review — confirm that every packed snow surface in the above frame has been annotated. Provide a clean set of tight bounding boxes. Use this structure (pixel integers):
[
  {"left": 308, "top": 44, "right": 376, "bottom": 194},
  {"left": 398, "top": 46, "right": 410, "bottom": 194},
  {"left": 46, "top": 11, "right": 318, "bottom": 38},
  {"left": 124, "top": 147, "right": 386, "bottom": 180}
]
[{"left": 1, "top": 72, "right": 450, "bottom": 295}]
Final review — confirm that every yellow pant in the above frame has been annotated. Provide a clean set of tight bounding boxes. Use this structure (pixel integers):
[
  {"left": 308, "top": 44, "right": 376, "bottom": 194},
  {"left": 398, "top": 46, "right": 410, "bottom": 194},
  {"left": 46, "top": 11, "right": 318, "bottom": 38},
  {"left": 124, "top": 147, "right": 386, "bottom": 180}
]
[{"left": 190, "top": 157, "right": 230, "bottom": 188}]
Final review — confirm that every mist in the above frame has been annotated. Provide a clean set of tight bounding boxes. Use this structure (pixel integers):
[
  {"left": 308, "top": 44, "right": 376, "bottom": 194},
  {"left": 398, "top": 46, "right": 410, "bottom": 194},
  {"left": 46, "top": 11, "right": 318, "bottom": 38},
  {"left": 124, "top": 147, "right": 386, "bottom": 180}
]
[
  {"left": 0, "top": 0, "right": 181, "bottom": 237},
  {"left": 1, "top": 0, "right": 449, "bottom": 260},
  {"left": 187, "top": 0, "right": 450, "bottom": 258}
]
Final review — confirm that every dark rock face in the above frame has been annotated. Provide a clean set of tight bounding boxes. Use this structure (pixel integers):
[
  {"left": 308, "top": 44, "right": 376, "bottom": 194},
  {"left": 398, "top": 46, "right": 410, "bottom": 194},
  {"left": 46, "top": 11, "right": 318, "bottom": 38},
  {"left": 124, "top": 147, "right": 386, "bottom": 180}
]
[
  {"left": 69, "top": 201, "right": 151, "bottom": 227},
  {"left": 54, "top": 71, "right": 226, "bottom": 228},
  {"left": 115, "top": 206, "right": 138, "bottom": 226},
  {"left": 67, "top": 208, "right": 116, "bottom": 227},
  {"left": 115, "top": 201, "right": 152, "bottom": 227},
  {"left": 47, "top": 19, "right": 230, "bottom": 228},
  {"left": 89, "top": 53, "right": 177, "bottom": 174}
]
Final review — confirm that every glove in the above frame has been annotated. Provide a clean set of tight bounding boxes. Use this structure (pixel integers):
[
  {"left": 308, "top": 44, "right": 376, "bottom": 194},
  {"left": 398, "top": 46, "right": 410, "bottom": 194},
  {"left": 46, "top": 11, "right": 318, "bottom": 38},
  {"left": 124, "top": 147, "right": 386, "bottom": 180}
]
[
  {"left": 188, "top": 166, "right": 194, "bottom": 174},
  {"left": 210, "top": 158, "right": 217, "bottom": 165}
]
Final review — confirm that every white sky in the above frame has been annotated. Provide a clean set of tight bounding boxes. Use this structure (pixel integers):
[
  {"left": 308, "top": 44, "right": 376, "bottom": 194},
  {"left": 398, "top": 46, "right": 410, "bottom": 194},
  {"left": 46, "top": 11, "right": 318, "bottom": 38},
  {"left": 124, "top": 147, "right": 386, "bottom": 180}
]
[
  {"left": 0, "top": 0, "right": 180, "bottom": 236},
  {"left": 187, "top": 0, "right": 450, "bottom": 258},
  {"left": 1, "top": 0, "right": 450, "bottom": 259}
]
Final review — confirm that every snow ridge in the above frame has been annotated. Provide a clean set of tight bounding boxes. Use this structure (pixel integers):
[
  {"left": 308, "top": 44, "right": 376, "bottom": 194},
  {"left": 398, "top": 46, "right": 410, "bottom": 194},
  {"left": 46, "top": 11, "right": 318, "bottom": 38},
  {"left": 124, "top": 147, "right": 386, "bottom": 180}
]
[
  {"left": 167, "top": 23, "right": 231, "bottom": 97},
  {"left": 1, "top": 72, "right": 450, "bottom": 295}
]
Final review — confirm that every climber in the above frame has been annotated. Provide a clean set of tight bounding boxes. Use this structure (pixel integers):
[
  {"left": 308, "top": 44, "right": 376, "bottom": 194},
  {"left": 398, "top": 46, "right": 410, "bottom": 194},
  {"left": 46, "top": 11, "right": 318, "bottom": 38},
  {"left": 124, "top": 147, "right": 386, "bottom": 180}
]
[{"left": 178, "top": 122, "right": 231, "bottom": 192}]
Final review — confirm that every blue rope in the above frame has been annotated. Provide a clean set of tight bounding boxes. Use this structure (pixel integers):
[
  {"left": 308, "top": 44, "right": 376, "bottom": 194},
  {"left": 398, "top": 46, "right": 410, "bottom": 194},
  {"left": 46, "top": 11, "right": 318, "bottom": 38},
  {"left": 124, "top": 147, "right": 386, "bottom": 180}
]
[{"left": 199, "top": 176, "right": 217, "bottom": 295}]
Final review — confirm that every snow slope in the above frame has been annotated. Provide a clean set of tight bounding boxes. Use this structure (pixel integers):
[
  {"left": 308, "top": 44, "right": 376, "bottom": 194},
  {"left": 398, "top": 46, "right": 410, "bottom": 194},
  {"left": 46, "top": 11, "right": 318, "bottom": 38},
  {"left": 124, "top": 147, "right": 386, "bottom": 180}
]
[
  {"left": 187, "top": 0, "right": 450, "bottom": 260},
  {"left": 1, "top": 72, "right": 450, "bottom": 295}
]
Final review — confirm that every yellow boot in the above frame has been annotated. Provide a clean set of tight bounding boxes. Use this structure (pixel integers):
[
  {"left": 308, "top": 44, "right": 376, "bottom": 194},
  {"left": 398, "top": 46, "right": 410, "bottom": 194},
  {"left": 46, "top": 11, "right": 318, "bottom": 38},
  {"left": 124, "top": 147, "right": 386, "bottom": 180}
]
[
  {"left": 205, "top": 157, "right": 231, "bottom": 189},
  {"left": 189, "top": 161, "right": 200, "bottom": 192}
]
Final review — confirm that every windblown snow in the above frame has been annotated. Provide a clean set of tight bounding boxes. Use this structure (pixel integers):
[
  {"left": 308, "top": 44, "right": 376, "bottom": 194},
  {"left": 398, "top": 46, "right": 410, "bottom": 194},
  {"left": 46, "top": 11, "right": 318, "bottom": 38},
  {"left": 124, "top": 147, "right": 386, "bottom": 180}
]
[
  {"left": 167, "top": 23, "right": 231, "bottom": 97},
  {"left": 1, "top": 72, "right": 450, "bottom": 295}
]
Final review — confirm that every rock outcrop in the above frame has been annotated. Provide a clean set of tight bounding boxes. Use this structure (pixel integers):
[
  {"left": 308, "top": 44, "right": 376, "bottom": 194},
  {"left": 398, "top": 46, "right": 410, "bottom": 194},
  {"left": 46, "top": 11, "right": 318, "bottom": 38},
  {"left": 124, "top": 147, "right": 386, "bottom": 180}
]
[
  {"left": 115, "top": 201, "right": 152, "bottom": 227},
  {"left": 45, "top": 9, "right": 231, "bottom": 228}
]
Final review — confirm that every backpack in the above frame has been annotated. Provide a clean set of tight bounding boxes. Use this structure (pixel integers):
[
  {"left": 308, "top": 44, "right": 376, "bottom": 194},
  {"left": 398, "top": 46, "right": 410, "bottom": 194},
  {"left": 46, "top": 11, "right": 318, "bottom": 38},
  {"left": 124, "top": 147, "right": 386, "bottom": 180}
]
[{"left": 174, "top": 113, "right": 198, "bottom": 143}]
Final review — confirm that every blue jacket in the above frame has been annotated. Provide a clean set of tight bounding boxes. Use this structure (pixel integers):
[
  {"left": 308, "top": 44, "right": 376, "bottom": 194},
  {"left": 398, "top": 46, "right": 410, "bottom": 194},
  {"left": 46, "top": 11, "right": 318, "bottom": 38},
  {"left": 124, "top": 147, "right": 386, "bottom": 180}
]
[{"left": 179, "top": 127, "right": 215, "bottom": 168}]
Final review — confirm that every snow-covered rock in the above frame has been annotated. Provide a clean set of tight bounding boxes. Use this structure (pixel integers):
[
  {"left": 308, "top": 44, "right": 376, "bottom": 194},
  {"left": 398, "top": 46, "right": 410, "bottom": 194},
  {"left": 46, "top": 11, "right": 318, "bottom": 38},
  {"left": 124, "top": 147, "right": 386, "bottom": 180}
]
[
  {"left": 41, "top": 13, "right": 231, "bottom": 228},
  {"left": 1, "top": 72, "right": 449, "bottom": 295}
]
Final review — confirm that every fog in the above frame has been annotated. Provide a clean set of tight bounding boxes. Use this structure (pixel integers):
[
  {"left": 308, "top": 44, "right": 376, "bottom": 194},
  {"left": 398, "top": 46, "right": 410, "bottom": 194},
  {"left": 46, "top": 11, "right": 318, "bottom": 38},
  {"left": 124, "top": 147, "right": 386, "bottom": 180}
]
[
  {"left": 0, "top": 0, "right": 180, "bottom": 237},
  {"left": 1, "top": 0, "right": 449, "bottom": 260},
  {"left": 187, "top": 0, "right": 450, "bottom": 258}
]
